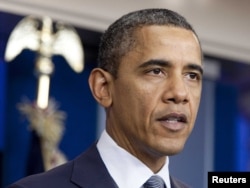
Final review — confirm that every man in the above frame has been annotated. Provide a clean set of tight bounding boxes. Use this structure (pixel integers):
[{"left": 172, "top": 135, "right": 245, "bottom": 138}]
[{"left": 8, "top": 8, "right": 203, "bottom": 188}]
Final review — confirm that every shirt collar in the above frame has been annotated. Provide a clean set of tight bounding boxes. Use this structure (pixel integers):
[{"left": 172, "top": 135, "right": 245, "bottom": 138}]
[{"left": 97, "top": 130, "right": 171, "bottom": 188}]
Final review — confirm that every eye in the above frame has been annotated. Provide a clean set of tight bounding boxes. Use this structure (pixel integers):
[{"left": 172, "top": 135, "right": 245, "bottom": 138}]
[
  {"left": 148, "top": 68, "right": 163, "bottom": 75},
  {"left": 186, "top": 72, "right": 200, "bottom": 80}
]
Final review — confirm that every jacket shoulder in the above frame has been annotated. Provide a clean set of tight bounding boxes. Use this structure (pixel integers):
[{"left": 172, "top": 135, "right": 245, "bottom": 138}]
[
  {"left": 170, "top": 176, "right": 191, "bottom": 188},
  {"left": 7, "top": 159, "right": 75, "bottom": 188}
]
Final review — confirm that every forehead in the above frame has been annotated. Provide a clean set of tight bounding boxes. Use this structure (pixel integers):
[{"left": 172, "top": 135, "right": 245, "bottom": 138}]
[
  {"left": 134, "top": 25, "right": 200, "bottom": 48},
  {"left": 128, "top": 25, "right": 202, "bottom": 63}
]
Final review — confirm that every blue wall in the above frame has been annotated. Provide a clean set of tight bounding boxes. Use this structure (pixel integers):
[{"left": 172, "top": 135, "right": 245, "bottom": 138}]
[
  {"left": 214, "top": 82, "right": 238, "bottom": 171},
  {"left": 0, "top": 11, "right": 101, "bottom": 187},
  {"left": 3, "top": 50, "right": 99, "bottom": 187},
  {"left": 0, "top": 60, "right": 6, "bottom": 151}
]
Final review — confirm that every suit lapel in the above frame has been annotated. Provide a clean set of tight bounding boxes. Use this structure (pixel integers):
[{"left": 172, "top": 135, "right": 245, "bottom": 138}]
[
  {"left": 70, "top": 143, "right": 189, "bottom": 188},
  {"left": 170, "top": 176, "right": 190, "bottom": 188},
  {"left": 71, "top": 144, "right": 118, "bottom": 188}
]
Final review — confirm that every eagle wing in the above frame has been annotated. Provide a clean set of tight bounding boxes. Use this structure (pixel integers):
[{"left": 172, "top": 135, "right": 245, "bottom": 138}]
[
  {"left": 4, "top": 16, "right": 40, "bottom": 62},
  {"left": 53, "top": 24, "right": 84, "bottom": 73}
]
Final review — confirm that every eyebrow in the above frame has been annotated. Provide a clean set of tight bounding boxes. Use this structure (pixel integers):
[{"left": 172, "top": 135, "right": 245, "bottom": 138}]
[
  {"left": 187, "top": 63, "right": 203, "bottom": 75},
  {"left": 139, "top": 59, "right": 203, "bottom": 75},
  {"left": 139, "top": 59, "right": 171, "bottom": 68}
]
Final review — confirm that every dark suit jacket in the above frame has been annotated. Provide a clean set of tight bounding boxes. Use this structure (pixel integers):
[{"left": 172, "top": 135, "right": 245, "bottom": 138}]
[{"left": 7, "top": 144, "right": 190, "bottom": 188}]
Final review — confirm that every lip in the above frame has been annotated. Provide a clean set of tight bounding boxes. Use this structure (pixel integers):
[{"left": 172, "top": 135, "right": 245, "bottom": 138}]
[{"left": 157, "top": 113, "right": 187, "bottom": 131}]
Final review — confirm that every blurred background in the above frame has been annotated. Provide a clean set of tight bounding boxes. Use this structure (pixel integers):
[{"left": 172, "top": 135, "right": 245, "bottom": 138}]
[{"left": 0, "top": 0, "right": 250, "bottom": 187}]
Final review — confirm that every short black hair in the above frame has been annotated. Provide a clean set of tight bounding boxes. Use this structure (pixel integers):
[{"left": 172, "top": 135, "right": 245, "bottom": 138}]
[{"left": 98, "top": 8, "right": 201, "bottom": 78}]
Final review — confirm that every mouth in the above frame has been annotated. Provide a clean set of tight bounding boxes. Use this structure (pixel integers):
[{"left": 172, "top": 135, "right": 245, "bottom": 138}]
[{"left": 157, "top": 113, "right": 187, "bottom": 131}]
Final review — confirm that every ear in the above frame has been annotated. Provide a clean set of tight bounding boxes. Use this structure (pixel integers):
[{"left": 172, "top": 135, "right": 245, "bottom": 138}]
[{"left": 88, "top": 68, "right": 113, "bottom": 107}]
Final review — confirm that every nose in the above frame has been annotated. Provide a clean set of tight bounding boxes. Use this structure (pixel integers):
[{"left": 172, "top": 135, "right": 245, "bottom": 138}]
[{"left": 163, "top": 76, "right": 189, "bottom": 104}]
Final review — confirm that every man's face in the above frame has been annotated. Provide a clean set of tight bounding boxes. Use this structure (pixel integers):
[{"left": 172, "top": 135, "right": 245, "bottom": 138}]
[{"left": 107, "top": 26, "right": 202, "bottom": 161}]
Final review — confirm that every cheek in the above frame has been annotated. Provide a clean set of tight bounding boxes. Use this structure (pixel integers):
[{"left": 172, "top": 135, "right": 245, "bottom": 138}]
[
  {"left": 114, "top": 77, "right": 160, "bottom": 117},
  {"left": 135, "top": 85, "right": 159, "bottom": 111},
  {"left": 189, "top": 90, "right": 201, "bottom": 125},
  {"left": 130, "top": 90, "right": 153, "bottom": 119},
  {"left": 121, "top": 84, "right": 157, "bottom": 125},
  {"left": 189, "top": 85, "right": 202, "bottom": 105},
  {"left": 194, "top": 90, "right": 202, "bottom": 110}
]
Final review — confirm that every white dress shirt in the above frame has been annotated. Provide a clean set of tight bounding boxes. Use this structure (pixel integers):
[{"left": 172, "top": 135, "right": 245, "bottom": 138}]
[{"left": 97, "top": 130, "right": 171, "bottom": 188}]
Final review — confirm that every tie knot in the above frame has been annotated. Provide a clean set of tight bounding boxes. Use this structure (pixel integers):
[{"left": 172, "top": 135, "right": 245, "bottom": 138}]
[{"left": 143, "top": 175, "right": 166, "bottom": 188}]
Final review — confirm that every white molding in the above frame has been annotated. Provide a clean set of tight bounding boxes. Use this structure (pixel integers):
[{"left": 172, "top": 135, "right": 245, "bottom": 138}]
[{"left": 1, "top": 0, "right": 250, "bottom": 63}]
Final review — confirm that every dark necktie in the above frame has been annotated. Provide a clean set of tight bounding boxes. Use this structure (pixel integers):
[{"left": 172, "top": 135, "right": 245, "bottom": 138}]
[{"left": 143, "top": 175, "right": 166, "bottom": 188}]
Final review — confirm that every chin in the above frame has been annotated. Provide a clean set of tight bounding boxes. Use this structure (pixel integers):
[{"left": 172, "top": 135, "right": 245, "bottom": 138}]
[
  {"left": 165, "top": 148, "right": 184, "bottom": 156},
  {"left": 161, "top": 141, "right": 186, "bottom": 156}
]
